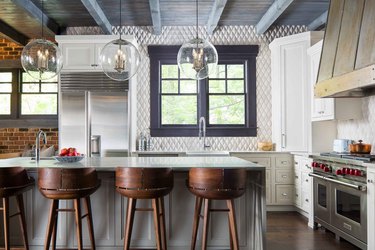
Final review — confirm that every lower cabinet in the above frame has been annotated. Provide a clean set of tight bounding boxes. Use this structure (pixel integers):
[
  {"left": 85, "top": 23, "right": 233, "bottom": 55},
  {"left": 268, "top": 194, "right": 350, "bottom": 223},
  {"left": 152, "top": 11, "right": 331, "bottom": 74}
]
[
  {"left": 231, "top": 152, "right": 293, "bottom": 206},
  {"left": 293, "top": 155, "right": 313, "bottom": 219}
]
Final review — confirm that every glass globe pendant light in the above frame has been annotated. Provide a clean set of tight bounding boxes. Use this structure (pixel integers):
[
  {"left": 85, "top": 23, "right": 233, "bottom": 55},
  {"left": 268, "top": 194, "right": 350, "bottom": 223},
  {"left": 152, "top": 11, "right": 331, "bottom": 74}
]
[
  {"left": 177, "top": 0, "right": 218, "bottom": 80},
  {"left": 21, "top": 0, "right": 63, "bottom": 81},
  {"left": 99, "top": 0, "right": 140, "bottom": 81}
]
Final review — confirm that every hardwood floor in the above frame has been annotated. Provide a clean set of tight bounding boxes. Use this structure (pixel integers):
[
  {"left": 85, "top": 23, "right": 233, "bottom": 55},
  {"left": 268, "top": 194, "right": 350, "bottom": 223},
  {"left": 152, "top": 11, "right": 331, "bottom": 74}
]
[{"left": 267, "top": 212, "right": 360, "bottom": 250}]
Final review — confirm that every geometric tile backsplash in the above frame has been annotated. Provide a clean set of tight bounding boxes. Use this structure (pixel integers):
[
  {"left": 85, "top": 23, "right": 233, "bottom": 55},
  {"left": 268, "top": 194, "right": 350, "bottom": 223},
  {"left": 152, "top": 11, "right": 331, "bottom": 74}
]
[{"left": 67, "top": 25, "right": 307, "bottom": 151}]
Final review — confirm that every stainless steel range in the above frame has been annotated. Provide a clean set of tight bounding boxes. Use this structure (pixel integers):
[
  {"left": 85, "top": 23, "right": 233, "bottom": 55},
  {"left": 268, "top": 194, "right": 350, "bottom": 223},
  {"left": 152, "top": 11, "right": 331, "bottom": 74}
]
[{"left": 310, "top": 153, "right": 369, "bottom": 250}]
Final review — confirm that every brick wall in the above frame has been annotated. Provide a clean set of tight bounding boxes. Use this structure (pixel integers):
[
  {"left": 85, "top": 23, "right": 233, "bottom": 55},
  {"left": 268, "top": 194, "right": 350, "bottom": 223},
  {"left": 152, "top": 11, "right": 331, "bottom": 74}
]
[
  {"left": 0, "top": 128, "right": 58, "bottom": 154},
  {"left": 0, "top": 38, "right": 23, "bottom": 60}
]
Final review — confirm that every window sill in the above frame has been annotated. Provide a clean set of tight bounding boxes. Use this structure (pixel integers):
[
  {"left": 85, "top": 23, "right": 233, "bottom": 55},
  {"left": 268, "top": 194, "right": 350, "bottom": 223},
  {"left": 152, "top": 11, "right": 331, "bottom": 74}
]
[{"left": 0, "top": 118, "right": 58, "bottom": 128}]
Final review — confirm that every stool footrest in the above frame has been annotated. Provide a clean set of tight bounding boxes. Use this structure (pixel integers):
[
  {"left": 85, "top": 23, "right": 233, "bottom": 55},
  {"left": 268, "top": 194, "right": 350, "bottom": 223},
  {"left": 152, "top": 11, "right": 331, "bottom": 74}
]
[
  {"left": 56, "top": 208, "right": 75, "bottom": 212},
  {"left": 135, "top": 208, "right": 153, "bottom": 212},
  {"left": 9, "top": 212, "right": 21, "bottom": 218},
  {"left": 210, "top": 208, "right": 230, "bottom": 212}
]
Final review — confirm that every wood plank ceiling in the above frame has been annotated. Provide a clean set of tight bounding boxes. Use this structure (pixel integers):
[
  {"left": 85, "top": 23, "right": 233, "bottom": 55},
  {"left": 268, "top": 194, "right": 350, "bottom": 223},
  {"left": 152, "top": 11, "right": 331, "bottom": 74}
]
[{"left": 0, "top": 0, "right": 329, "bottom": 45}]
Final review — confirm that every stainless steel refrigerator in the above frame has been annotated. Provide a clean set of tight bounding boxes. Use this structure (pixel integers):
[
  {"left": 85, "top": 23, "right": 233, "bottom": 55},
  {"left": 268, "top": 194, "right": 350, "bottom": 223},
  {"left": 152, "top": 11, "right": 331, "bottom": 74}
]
[{"left": 59, "top": 72, "right": 129, "bottom": 157}]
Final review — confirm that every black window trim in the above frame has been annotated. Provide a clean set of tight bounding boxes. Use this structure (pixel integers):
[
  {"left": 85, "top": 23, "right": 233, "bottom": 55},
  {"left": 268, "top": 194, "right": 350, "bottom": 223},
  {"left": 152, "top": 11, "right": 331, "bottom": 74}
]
[
  {"left": 0, "top": 69, "right": 58, "bottom": 127},
  {"left": 149, "top": 45, "right": 259, "bottom": 137}
]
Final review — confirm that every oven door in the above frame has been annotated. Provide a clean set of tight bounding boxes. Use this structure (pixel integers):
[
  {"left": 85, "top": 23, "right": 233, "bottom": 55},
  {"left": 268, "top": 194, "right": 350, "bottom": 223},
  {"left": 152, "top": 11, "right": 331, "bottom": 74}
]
[
  {"left": 331, "top": 182, "right": 367, "bottom": 243},
  {"left": 313, "top": 176, "right": 331, "bottom": 224}
]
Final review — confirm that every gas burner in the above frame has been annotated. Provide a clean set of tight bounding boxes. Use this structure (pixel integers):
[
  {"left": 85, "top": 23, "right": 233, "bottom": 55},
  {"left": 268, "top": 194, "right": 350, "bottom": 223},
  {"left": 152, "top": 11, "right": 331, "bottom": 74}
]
[{"left": 320, "top": 152, "right": 375, "bottom": 162}]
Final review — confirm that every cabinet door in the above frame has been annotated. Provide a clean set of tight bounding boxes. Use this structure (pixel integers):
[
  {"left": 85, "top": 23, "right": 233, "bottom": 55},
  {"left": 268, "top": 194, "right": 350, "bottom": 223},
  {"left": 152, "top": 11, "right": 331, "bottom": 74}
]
[
  {"left": 275, "top": 185, "right": 294, "bottom": 205},
  {"left": 266, "top": 169, "right": 272, "bottom": 204},
  {"left": 280, "top": 42, "right": 309, "bottom": 151},
  {"left": 73, "top": 173, "right": 115, "bottom": 247},
  {"left": 61, "top": 43, "right": 96, "bottom": 70}
]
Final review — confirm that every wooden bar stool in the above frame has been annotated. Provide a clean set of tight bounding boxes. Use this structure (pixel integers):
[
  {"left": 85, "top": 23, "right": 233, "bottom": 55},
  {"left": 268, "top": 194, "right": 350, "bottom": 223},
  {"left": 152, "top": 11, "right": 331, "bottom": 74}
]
[
  {"left": 38, "top": 168, "right": 101, "bottom": 250},
  {"left": 187, "top": 168, "right": 246, "bottom": 250},
  {"left": 115, "top": 167, "right": 174, "bottom": 250},
  {"left": 0, "top": 167, "right": 34, "bottom": 250}
]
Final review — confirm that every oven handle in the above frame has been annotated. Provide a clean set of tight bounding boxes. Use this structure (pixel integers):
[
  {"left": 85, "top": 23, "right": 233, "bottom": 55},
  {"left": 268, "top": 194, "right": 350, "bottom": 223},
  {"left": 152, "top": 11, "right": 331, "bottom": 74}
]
[{"left": 308, "top": 173, "right": 367, "bottom": 192}]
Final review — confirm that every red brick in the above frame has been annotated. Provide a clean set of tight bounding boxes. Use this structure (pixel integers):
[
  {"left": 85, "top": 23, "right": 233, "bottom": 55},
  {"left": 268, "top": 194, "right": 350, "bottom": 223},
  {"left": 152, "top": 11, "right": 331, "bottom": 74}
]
[{"left": 8, "top": 136, "right": 18, "bottom": 140}]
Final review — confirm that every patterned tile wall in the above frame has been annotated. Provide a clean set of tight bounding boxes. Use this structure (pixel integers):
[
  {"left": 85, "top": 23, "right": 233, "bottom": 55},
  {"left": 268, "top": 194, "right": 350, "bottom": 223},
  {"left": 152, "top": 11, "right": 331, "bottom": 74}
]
[
  {"left": 67, "top": 25, "right": 307, "bottom": 151},
  {"left": 337, "top": 96, "right": 375, "bottom": 147}
]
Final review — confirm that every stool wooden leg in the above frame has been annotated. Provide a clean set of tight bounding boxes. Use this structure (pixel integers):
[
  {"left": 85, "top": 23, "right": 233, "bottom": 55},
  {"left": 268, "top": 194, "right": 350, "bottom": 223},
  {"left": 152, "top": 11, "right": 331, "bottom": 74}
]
[
  {"left": 84, "top": 196, "right": 96, "bottom": 250},
  {"left": 228, "top": 212, "right": 234, "bottom": 250},
  {"left": 158, "top": 197, "right": 167, "bottom": 250},
  {"left": 124, "top": 198, "right": 137, "bottom": 250},
  {"left": 16, "top": 194, "right": 29, "bottom": 250},
  {"left": 3, "top": 197, "right": 10, "bottom": 250},
  {"left": 191, "top": 196, "right": 203, "bottom": 250},
  {"left": 51, "top": 200, "right": 59, "bottom": 250},
  {"left": 227, "top": 200, "right": 239, "bottom": 250},
  {"left": 74, "top": 199, "right": 83, "bottom": 250},
  {"left": 45, "top": 200, "right": 58, "bottom": 250},
  {"left": 152, "top": 198, "right": 162, "bottom": 250},
  {"left": 202, "top": 199, "right": 211, "bottom": 250}
]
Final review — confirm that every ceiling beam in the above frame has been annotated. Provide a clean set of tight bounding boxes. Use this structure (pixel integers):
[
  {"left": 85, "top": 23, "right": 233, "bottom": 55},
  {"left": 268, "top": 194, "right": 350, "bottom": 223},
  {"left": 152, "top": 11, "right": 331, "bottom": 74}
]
[
  {"left": 149, "top": 0, "right": 162, "bottom": 35},
  {"left": 11, "top": 0, "right": 60, "bottom": 35},
  {"left": 206, "top": 0, "right": 228, "bottom": 35},
  {"left": 80, "top": 0, "right": 112, "bottom": 34},
  {"left": 307, "top": 10, "right": 328, "bottom": 31},
  {"left": 0, "top": 20, "right": 28, "bottom": 46},
  {"left": 256, "top": 0, "right": 294, "bottom": 34}
]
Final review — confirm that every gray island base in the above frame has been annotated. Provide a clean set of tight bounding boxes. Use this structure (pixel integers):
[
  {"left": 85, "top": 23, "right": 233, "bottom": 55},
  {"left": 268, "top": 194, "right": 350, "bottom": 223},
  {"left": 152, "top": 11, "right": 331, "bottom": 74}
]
[{"left": 0, "top": 157, "right": 265, "bottom": 250}]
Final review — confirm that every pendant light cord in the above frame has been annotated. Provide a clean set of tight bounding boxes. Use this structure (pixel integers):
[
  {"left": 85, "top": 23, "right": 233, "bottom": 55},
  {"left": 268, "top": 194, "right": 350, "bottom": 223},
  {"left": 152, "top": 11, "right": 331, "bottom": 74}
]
[
  {"left": 41, "top": 0, "right": 44, "bottom": 39},
  {"left": 119, "top": 0, "right": 122, "bottom": 40},
  {"left": 196, "top": 0, "right": 198, "bottom": 39}
]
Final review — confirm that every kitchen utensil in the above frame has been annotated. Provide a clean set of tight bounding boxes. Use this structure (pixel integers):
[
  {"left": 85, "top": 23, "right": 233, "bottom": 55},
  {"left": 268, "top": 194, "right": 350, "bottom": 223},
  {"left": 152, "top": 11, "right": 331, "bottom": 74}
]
[
  {"left": 333, "top": 139, "right": 352, "bottom": 153},
  {"left": 349, "top": 140, "right": 372, "bottom": 154}
]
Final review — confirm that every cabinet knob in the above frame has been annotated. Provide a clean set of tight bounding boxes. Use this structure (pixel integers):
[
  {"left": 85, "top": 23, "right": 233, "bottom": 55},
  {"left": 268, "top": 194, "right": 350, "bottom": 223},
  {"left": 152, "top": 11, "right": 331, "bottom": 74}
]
[
  {"left": 295, "top": 194, "right": 299, "bottom": 197},
  {"left": 282, "top": 175, "right": 287, "bottom": 178},
  {"left": 91, "top": 64, "right": 98, "bottom": 67},
  {"left": 305, "top": 199, "right": 309, "bottom": 202},
  {"left": 295, "top": 175, "right": 299, "bottom": 179},
  {"left": 294, "top": 162, "right": 298, "bottom": 165},
  {"left": 368, "top": 179, "right": 374, "bottom": 183},
  {"left": 305, "top": 179, "right": 309, "bottom": 182},
  {"left": 282, "top": 193, "right": 288, "bottom": 196}
]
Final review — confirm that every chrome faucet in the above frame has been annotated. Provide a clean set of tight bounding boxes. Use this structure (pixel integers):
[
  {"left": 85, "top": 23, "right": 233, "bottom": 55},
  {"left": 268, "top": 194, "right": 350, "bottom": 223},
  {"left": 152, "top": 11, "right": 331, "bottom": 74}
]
[
  {"left": 198, "top": 116, "right": 210, "bottom": 150},
  {"left": 35, "top": 130, "right": 47, "bottom": 162}
]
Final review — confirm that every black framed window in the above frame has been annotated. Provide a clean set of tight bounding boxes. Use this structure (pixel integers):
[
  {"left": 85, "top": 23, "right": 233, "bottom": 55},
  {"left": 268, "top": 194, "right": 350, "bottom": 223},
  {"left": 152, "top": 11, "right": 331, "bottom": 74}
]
[
  {"left": 0, "top": 69, "right": 58, "bottom": 126},
  {"left": 149, "top": 45, "right": 258, "bottom": 137}
]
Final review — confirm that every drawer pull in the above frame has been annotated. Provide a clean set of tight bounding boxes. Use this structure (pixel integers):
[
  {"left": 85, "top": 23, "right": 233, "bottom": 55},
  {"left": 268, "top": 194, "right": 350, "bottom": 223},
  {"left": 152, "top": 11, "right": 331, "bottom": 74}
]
[
  {"left": 305, "top": 164, "right": 311, "bottom": 169},
  {"left": 305, "top": 199, "right": 309, "bottom": 202},
  {"left": 305, "top": 179, "right": 309, "bottom": 182},
  {"left": 368, "top": 179, "right": 373, "bottom": 183},
  {"left": 295, "top": 194, "right": 299, "bottom": 197},
  {"left": 281, "top": 161, "right": 288, "bottom": 164},
  {"left": 282, "top": 193, "right": 288, "bottom": 196},
  {"left": 295, "top": 175, "right": 299, "bottom": 179},
  {"left": 282, "top": 175, "right": 287, "bottom": 178},
  {"left": 253, "top": 161, "right": 258, "bottom": 164},
  {"left": 294, "top": 162, "right": 298, "bottom": 165},
  {"left": 91, "top": 64, "right": 98, "bottom": 67}
]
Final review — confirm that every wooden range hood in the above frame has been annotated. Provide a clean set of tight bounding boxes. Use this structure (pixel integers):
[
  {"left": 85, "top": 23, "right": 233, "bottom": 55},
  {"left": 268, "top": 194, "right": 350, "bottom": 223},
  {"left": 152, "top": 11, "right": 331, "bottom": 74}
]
[{"left": 315, "top": 0, "right": 375, "bottom": 98}]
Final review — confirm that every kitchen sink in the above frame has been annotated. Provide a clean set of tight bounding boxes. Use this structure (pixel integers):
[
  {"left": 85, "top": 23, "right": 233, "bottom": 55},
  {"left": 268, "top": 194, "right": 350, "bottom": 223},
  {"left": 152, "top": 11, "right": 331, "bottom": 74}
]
[
  {"left": 30, "top": 157, "right": 54, "bottom": 160},
  {"left": 185, "top": 151, "right": 230, "bottom": 156}
]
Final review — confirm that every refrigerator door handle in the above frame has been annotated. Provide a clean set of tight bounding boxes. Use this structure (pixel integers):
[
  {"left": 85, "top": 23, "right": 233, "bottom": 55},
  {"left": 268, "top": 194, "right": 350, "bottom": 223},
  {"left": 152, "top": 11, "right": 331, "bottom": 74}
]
[{"left": 85, "top": 91, "right": 91, "bottom": 157}]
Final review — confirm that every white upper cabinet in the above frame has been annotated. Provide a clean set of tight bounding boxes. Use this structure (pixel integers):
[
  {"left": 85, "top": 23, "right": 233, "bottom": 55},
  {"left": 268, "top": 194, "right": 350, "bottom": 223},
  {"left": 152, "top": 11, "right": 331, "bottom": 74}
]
[
  {"left": 308, "top": 40, "right": 362, "bottom": 121},
  {"left": 55, "top": 35, "right": 138, "bottom": 72},
  {"left": 271, "top": 32, "right": 323, "bottom": 152}
]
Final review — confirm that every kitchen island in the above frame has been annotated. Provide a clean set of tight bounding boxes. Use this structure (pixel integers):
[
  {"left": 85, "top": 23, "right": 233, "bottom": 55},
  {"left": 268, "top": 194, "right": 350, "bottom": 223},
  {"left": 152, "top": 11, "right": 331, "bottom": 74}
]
[{"left": 0, "top": 157, "right": 265, "bottom": 250}]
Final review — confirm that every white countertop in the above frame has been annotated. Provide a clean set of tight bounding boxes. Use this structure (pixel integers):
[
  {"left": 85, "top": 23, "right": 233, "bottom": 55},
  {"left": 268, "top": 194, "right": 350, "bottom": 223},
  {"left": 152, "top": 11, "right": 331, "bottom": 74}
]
[{"left": 0, "top": 156, "right": 264, "bottom": 171}]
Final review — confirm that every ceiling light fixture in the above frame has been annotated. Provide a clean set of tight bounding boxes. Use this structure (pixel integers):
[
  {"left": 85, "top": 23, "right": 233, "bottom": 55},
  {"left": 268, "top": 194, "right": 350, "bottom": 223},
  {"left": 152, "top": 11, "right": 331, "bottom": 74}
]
[
  {"left": 99, "top": 0, "right": 140, "bottom": 81},
  {"left": 177, "top": 0, "right": 218, "bottom": 80},
  {"left": 21, "top": 0, "right": 63, "bottom": 81}
]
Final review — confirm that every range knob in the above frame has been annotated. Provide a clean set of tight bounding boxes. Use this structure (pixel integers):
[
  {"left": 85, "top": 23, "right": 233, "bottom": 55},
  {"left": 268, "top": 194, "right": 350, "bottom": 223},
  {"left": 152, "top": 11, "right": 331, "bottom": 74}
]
[
  {"left": 336, "top": 169, "right": 342, "bottom": 175},
  {"left": 349, "top": 169, "right": 356, "bottom": 175},
  {"left": 312, "top": 162, "right": 318, "bottom": 168},
  {"left": 324, "top": 166, "right": 331, "bottom": 173},
  {"left": 320, "top": 163, "right": 326, "bottom": 169},
  {"left": 354, "top": 169, "right": 362, "bottom": 176},
  {"left": 342, "top": 168, "right": 348, "bottom": 174}
]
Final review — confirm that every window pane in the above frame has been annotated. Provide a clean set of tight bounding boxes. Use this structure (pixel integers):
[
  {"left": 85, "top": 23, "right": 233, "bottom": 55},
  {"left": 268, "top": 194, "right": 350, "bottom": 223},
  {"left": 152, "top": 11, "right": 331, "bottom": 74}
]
[
  {"left": 180, "top": 80, "right": 197, "bottom": 93},
  {"left": 0, "top": 73, "right": 12, "bottom": 82},
  {"left": 209, "top": 95, "right": 245, "bottom": 125},
  {"left": 162, "top": 65, "right": 178, "bottom": 79},
  {"left": 0, "top": 94, "right": 11, "bottom": 115},
  {"left": 22, "top": 72, "right": 39, "bottom": 82},
  {"left": 41, "top": 83, "right": 58, "bottom": 92},
  {"left": 0, "top": 84, "right": 12, "bottom": 92},
  {"left": 209, "top": 65, "right": 226, "bottom": 78},
  {"left": 209, "top": 80, "right": 226, "bottom": 93},
  {"left": 21, "top": 94, "right": 57, "bottom": 115},
  {"left": 227, "top": 65, "right": 244, "bottom": 78},
  {"left": 23, "top": 84, "right": 39, "bottom": 93},
  {"left": 162, "top": 95, "right": 197, "bottom": 125},
  {"left": 228, "top": 80, "right": 244, "bottom": 93},
  {"left": 162, "top": 80, "right": 178, "bottom": 93}
]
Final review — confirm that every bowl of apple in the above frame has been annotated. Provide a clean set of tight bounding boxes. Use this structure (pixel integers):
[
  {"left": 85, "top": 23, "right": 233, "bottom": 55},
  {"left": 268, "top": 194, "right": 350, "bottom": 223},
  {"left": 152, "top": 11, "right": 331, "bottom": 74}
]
[{"left": 54, "top": 148, "right": 84, "bottom": 163}]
